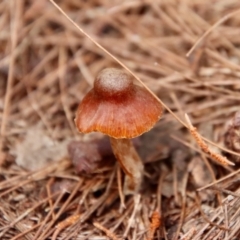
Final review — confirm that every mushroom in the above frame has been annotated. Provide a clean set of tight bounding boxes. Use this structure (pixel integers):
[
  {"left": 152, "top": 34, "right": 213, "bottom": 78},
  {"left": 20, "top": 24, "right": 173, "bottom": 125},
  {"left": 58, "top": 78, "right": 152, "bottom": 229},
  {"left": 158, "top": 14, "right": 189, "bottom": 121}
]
[{"left": 75, "top": 68, "right": 162, "bottom": 194}]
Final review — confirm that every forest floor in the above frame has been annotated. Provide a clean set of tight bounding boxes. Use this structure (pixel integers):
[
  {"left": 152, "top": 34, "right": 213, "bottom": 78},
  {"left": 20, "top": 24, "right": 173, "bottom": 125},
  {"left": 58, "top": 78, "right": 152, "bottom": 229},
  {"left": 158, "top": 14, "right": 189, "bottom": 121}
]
[{"left": 1, "top": 0, "right": 240, "bottom": 239}]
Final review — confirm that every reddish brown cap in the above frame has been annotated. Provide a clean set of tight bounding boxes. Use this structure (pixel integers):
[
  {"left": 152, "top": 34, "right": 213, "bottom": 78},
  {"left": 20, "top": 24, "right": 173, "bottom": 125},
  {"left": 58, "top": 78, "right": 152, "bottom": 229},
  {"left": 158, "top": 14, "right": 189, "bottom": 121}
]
[{"left": 75, "top": 68, "right": 162, "bottom": 139}]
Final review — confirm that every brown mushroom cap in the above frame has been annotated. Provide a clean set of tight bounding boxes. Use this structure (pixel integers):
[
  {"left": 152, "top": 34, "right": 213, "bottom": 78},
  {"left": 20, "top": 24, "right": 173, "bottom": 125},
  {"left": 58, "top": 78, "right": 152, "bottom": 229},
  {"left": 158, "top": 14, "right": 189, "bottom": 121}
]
[{"left": 75, "top": 68, "right": 162, "bottom": 139}]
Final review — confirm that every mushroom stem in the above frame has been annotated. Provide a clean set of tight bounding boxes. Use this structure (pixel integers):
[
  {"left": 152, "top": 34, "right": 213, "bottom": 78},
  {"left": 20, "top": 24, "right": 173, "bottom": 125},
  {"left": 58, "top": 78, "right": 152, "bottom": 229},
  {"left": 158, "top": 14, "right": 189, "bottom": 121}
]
[{"left": 110, "top": 138, "right": 144, "bottom": 194}]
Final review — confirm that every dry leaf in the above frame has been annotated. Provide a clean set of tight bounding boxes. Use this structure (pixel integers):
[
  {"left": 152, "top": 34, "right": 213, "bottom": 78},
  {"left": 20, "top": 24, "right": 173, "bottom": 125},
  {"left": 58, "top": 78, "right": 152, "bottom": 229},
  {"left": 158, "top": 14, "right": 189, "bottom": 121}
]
[{"left": 14, "top": 125, "right": 69, "bottom": 170}]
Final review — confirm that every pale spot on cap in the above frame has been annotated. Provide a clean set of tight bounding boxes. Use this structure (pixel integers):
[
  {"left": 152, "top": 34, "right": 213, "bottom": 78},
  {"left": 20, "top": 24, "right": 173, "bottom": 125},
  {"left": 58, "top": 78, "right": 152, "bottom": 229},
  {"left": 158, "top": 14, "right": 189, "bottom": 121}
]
[{"left": 94, "top": 68, "right": 133, "bottom": 98}]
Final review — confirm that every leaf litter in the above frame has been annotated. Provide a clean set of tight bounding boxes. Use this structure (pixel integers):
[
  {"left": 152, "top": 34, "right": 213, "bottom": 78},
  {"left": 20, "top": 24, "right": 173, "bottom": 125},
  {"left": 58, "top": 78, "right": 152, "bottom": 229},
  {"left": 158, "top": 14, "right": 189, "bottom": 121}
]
[{"left": 1, "top": 0, "right": 240, "bottom": 239}]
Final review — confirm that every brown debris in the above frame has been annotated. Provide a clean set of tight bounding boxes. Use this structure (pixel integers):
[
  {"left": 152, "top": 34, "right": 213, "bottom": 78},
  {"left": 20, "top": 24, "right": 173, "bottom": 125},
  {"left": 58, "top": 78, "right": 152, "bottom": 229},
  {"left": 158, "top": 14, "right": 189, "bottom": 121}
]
[
  {"left": 1, "top": 0, "right": 240, "bottom": 239},
  {"left": 93, "top": 221, "right": 122, "bottom": 240},
  {"left": 14, "top": 125, "right": 69, "bottom": 170},
  {"left": 68, "top": 137, "right": 140, "bottom": 174},
  {"left": 224, "top": 111, "right": 240, "bottom": 161},
  {"left": 147, "top": 210, "right": 161, "bottom": 240},
  {"left": 68, "top": 137, "right": 113, "bottom": 174},
  {"left": 185, "top": 114, "right": 235, "bottom": 166},
  {"left": 52, "top": 214, "right": 81, "bottom": 240}
]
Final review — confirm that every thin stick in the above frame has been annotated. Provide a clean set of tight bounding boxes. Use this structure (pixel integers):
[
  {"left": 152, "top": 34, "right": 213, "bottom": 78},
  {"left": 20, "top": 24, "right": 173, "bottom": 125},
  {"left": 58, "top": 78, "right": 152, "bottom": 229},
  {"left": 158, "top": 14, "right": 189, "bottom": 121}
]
[
  {"left": 58, "top": 46, "right": 76, "bottom": 135},
  {"left": 174, "top": 171, "right": 188, "bottom": 240},
  {"left": 0, "top": 0, "right": 21, "bottom": 165},
  {"left": 93, "top": 222, "right": 122, "bottom": 240},
  {"left": 46, "top": 177, "right": 55, "bottom": 219},
  {"left": 186, "top": 8, "right": 240, "bottom": 57},
  {"left": 182, "top": 228, "right": 196, "bottom": 240},
  {"left": 10, "top": 223, "right": 41, "bottom": 240},
  {"left": 52, "top": 214, "right": 81, "bottom": 240},
  {"left": 38, "top": 180, "right": 82, "bottom": 239},
  {"left": 185, "top": 114, "right": 234, "bottom": 166},
  {"left": 195, "top": 194, "right": 229, "bottom": 231},
  {"left": 117, "top": 166, "right": 125, "bottom": 211},
  {"left": 80, "top": 169, "right": 116, "bottom": 222},
  {"left": 33, "top": 191, "right": 65, "bottom": 240},
  {"left": 173, "top": 164, "right": 180, "bottom": 205},
  {"left": 0, "top": 192, "right": 59, "bottom": 237},
  {"left": 210, "top": 186, "right": 240, "bottom": 198},
  {"left": 157, "top": 172, "right": 166, "bottom": 212},
  {"left": 224, "top": 203, "right": 229, "bottom": 240},
  {"left": 198, "top": 168, "right": 240, "bottom": 191},
  {"left": 123, "top": 194, "right": 141, "bottom": 237},
  {"left": 147, "top": 211, "right": 161, "bottom": 240}
]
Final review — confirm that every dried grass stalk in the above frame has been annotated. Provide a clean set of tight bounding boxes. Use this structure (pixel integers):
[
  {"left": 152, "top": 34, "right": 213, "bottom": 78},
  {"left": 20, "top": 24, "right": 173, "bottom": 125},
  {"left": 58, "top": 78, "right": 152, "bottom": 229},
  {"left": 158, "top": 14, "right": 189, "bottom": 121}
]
[{"left": 185, "top": 114, "right": 234, "bottom": 166}]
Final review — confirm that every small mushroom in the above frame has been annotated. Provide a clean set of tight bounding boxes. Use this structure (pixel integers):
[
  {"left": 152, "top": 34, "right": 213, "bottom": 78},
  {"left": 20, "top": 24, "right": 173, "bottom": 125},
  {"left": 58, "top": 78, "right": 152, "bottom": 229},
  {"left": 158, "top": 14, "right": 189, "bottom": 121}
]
[{"left": 75, "top": 68, "right": 162, "bottom": 194}]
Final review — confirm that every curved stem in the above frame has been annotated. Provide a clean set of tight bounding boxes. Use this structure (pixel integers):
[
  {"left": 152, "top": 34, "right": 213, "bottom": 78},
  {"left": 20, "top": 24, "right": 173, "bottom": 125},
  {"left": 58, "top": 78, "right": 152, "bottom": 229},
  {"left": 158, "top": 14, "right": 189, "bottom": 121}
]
[{"left": 110, "top": 138, "right": 143, "bottom": 194}]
